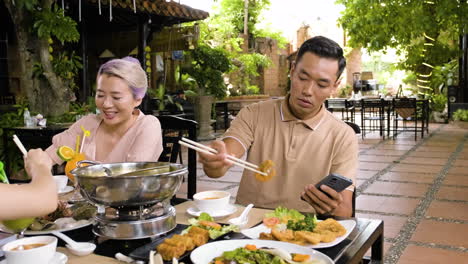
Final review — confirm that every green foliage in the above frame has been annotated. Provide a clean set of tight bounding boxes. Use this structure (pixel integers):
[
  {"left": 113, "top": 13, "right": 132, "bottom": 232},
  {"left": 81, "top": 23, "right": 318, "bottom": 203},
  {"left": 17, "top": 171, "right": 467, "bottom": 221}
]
[
  {"left": 453, "top": 109, "right": 468, "bottom": 122},
  {"left": 337, "top": 85, "right": 352, "bottom": 98},
  {"left": 218, "top": 0, "right": 271, "bottom": 36},
  {"left": 183, "top": 45, "right": 231, "bottom": 99},
  {"left": 430, "top": 93, "right": 447, "bottom": 113},
  {"left": 33, "top": 51, "right": 83, "bottom": 90},
  {"left": 429, "top": 60, "right": 458, "bottom": 94},
  {"left": 185, "top": 0, "right": 285, "bottom": 96},
  {"left": 33, "top": 4, "right": 79, "bottom": 43},
  {"left": 337, "top": 0, "right": 467, "bottom": 74}
]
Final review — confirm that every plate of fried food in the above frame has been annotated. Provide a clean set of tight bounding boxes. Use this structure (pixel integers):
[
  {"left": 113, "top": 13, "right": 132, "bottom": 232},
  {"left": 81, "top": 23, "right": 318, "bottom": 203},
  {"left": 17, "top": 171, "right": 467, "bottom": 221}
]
[
  {"left": 241, "top": 207, "right": 356, "bottom": 249},
  {"left": 130, "top": 213, "right": 238, "bottom": 263}
]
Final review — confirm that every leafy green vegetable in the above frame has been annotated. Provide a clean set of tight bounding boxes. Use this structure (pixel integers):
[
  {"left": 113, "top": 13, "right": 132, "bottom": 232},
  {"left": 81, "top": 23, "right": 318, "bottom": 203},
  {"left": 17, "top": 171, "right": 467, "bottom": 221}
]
[
  {"left": 287, "top": 215, "right": 317, "bottom": 232},
  {"left": 265, "top": 206, "right": 305, "bottom": 223},
  {"left": 198, "top": 212, "right": 214, "bottom": 221},
  {"left": 214, "top": 247, "right": 286, "bottom": 264},
  {"left": 184, "top": 213, "right": 238, "bottom": 239}
]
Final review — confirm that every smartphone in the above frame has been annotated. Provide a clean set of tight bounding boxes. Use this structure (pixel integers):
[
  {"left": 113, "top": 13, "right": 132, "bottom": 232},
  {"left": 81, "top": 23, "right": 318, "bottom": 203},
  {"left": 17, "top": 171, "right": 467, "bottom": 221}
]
[{"left": 315, "top": 173, "right": 353, "bottom": 194}]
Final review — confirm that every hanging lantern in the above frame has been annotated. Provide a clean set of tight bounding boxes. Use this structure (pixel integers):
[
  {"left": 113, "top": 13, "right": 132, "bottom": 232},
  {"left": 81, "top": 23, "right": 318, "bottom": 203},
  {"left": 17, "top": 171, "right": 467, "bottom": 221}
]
[
  {"left": 79, "top": 0, "right": 82, "bottom": 21},
  {"left": 109, "top": 0, "right": 113, "bottom": 21},
  {"left": 98, "top": 0, "right": 101, "bottom": 15},
  {"left": 133, "top": 0, "right": 137, "bottom": 13}
]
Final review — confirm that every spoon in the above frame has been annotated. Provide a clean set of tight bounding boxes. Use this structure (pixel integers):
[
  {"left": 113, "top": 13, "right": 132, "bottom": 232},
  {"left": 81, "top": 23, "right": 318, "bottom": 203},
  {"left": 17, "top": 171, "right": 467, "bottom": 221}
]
[
  {"left": 228, "top": 203, "right": 254, "bottom": 227},
  {"left": 52, "top": 231, "right": 96, "bottom": 256}
]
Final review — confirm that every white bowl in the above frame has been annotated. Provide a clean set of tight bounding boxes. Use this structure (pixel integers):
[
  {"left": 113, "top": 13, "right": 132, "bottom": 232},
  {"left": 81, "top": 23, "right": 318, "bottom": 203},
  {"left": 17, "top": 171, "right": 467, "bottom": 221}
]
[
  {"left": 53, "top": 175, "right": 69, "bottom": 192},
  {"left": 193, "top": 190, "right": 230, "bottom": 215},
  {"left": 2, "top": 236, "right": 57, "bottom": 264}
]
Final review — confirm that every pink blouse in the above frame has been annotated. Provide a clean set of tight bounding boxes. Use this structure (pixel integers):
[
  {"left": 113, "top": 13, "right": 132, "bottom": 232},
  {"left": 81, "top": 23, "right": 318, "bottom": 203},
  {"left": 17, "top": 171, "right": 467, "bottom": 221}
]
[{"left": 46, "top": 110, "right": 163, "bottom": 164}]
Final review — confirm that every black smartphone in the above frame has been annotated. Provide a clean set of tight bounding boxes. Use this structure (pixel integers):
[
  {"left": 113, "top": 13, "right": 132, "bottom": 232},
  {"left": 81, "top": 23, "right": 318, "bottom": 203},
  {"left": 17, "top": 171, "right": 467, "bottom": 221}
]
[{"left": 315, "top": 173, "right": 353, "bottom": 194}]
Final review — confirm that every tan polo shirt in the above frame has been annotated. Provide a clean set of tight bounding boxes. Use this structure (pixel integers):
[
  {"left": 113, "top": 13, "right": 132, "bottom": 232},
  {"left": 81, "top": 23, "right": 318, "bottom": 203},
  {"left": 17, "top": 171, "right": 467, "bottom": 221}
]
[
  {"left": 46, "top": 110, "right": 163, "bottom": 164},
  {"left": 223, "top": 97, "right": 358, "bottom": 213}
]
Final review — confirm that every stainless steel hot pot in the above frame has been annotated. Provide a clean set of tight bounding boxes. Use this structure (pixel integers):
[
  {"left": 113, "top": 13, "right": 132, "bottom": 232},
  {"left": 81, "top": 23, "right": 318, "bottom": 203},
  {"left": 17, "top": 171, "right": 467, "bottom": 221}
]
[{"left": 71, "top": 161, "right": 186, "bottom": 207}]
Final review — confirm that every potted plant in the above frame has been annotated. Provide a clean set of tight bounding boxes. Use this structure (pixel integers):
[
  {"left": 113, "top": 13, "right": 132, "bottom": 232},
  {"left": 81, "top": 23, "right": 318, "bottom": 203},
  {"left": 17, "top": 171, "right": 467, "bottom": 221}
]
[
  {"left": 430, "top": 93, "right": 447, "bottom": 123},
  {"left": 182, "top": 44, "right": 231, "bottom": 139},
  {"left": 452, "top": 109, "right": 468, "bottom": 129}
]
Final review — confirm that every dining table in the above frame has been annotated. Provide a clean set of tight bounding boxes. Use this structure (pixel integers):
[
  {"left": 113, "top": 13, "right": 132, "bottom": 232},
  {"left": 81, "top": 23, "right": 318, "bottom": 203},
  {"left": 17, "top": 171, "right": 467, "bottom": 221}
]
[{"left": 0, "top": 201, "right": 383, "bottom": 264}]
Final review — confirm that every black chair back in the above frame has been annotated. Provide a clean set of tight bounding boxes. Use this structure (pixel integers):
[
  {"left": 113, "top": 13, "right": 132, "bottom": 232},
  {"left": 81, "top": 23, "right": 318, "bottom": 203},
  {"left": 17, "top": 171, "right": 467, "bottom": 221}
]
[{"left": 157, "top": 115, "right": 198, "bottom": 200}]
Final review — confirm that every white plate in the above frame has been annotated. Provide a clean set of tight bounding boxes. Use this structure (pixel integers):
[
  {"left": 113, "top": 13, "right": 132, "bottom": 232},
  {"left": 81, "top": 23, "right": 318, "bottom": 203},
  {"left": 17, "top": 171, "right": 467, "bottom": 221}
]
[
  {"left": 187, "top": 205, "right": 237, "bottom": 218},
  {"left": 0, "top": 219, "right": 93, "bottom": 236},
  {"left": 0, "top": 252, "right": 67, "bottom": 264},
  {"left": 241, "top": 220, "right": 356, "bottom": 249},
  {"left": 58, "top": 186, "right": 74, "bottom": 195},
  {"left": 190, "top": 239, "right": 333, "bottom": 264}
]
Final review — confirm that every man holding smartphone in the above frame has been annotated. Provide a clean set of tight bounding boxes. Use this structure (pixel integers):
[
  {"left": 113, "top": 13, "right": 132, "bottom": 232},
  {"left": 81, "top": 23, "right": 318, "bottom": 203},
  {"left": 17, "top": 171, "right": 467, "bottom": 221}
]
[{"left": 199, "top": 36, "right": 358, "bottom": 217}]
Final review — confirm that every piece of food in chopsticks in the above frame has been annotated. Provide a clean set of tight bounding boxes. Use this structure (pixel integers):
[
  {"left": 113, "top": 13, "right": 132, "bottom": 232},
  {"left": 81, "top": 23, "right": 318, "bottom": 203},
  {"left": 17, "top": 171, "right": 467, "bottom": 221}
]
[
  {"left": 209, "top": 244, "right": 320, "bottom": 264},
  {"left": 255, "top": 159, "right": 276, "bottom": 182}
]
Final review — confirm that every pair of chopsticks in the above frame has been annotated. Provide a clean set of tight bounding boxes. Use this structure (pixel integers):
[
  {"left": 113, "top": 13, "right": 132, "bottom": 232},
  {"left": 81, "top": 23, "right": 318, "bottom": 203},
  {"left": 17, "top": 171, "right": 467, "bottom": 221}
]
[
  {"left": 178, "top": 137, "right": 267, "bottom": 176},
  {"left": 12, "top": 134, "right": 28, "bottom": 157}
]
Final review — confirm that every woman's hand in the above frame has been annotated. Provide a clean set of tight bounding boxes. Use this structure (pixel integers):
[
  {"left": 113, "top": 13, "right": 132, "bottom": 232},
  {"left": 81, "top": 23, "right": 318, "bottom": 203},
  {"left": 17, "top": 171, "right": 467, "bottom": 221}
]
[
  {"left": 24, "top": 149, "right": 53, "bottom": 180},
  {"left": 301, "top": 184, "right": 344, "bottom": 215}
]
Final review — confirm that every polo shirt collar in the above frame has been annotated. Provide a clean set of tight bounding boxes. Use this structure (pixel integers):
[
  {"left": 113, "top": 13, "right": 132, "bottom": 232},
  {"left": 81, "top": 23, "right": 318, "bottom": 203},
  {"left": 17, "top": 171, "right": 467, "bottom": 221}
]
[{"left": 280, "top": 95, "right": 326, "bottom": 130}]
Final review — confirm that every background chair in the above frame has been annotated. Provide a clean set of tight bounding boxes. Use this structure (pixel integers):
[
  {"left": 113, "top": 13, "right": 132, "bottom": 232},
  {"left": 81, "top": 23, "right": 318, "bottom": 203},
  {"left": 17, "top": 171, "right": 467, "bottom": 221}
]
[
  {"left": 326, "top": 98, "right": 355, "bottom": 122},
  {"left": 360, "top": 99, "right": 387, "bottom": 139},
  {"left": 157, "top": 115, "right": 198, "bottom": 201},
  {"left": 392, "top": 98, "right": 418, "bottom": 140}
]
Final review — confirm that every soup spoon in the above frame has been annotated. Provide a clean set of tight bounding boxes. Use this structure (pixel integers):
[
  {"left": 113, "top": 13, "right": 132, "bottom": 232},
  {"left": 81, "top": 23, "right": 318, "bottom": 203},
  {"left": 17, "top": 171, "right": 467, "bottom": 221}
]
[
  {"left": 52, "top": 231, "right": 96, "bottom": 256},
  {"left": 228, "top": 203, "right": 254, "bottom": 227}
]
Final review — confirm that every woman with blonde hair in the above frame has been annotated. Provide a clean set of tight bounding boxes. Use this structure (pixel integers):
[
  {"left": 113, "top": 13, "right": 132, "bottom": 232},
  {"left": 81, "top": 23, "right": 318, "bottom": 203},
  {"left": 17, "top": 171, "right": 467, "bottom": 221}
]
[{"left": 45, "top": 57, "right": 163, "bottom": 164}]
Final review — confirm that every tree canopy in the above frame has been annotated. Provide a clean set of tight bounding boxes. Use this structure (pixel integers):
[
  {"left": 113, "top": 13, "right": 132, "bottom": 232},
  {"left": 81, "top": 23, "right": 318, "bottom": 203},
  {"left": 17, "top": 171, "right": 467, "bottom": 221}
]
[{"left": 337, "top": 0, "right": 467, "bottom": 76}]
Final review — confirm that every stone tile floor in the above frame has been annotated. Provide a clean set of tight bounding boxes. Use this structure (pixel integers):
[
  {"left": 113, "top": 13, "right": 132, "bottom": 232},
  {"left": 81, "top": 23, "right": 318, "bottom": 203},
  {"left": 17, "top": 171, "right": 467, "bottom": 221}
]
[{"left": 176, "top": 122, "right": 468, "bottom": 264}]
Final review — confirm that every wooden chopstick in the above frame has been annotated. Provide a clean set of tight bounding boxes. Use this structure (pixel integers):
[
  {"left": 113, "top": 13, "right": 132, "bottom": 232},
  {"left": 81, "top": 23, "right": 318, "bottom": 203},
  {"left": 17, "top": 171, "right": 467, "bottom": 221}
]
[
  {"left": 181, "top": 137, "right": 260, "bottom": 170},
  {"left": 12, "top": 134, "right": 28, "bottom": 157},
  {"left": 178, "top": 139, "right": 267, "bottom": 176}
]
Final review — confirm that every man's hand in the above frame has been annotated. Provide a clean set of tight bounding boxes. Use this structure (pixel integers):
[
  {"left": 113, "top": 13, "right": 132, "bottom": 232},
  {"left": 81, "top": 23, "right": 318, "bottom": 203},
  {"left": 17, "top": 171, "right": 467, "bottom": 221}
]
[
  {"left": 198, "top": 140, "right": 233, "bottom": 178},
  {"left": 301, "top": 184, "right": 344, "bottom": 216}
]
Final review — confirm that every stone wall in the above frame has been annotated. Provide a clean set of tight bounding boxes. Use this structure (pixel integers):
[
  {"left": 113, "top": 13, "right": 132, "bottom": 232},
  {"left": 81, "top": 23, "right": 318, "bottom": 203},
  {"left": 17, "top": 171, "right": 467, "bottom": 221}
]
[{"left": 254, "top": 37, "right": 289, "bottom": 96}]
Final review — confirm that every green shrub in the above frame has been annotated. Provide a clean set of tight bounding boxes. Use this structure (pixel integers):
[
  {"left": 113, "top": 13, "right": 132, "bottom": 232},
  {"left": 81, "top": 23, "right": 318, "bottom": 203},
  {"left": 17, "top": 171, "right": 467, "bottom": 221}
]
[{"left": 453, "top": 109, "right": 468, "bottom": 121}]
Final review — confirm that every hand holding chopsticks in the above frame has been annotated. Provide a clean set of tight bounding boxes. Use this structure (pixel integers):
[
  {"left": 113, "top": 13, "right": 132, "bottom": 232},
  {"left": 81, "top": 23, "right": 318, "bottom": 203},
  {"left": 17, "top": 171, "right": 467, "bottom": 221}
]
[{"left": 178, "top": 137, "right": 267, "bottom": 176}]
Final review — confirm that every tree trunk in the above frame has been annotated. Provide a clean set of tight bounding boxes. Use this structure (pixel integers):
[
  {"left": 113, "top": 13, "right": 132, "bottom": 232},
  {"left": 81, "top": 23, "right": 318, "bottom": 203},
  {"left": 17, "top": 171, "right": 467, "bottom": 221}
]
[{"left": 5, "top": 0, "right": 73, "bottom": 117}]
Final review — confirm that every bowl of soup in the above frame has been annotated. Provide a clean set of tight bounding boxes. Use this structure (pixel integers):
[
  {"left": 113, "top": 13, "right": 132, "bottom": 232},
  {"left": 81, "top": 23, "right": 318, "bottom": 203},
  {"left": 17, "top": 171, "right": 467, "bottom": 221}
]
[
  {"left": 193, "top": 190, "right": 231, "bottom": 214},
  {"left": 2, "top": 236, "right": 57, "bottom": 264}
]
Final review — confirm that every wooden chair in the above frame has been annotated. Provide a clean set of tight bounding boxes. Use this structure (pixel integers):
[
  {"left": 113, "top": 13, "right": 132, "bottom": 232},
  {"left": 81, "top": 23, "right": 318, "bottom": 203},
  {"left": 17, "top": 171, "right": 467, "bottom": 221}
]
[
  {"left": 157, "top": 115, "right": 198, "bottom": 201},
  {"left": 392, "top": 98, "right": 418, "bottom": 140},
  {"left": 360, "top": 99, "right": 387, "bottom": 139}
]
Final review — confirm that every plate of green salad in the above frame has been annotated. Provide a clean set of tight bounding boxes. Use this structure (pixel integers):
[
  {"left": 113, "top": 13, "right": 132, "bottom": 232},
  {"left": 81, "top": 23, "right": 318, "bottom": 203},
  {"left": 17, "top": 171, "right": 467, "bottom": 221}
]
[{"left": 190, "top": 239, "right": 333, "bottom": 264}]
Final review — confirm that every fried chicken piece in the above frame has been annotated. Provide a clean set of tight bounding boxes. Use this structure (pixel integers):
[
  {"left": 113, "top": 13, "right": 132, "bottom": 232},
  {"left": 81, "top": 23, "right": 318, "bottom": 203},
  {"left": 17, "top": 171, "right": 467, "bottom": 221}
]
[
  {"left": 186, "top": 226, "right": 210, "bottom": 246},
  {"left": 164, "top": 235, "right": 188, "bottom": 248},
  {"left": 271, "top": 228, "right": 295, "bottom": 242},
  {"left": 255, "top": 160, "right": 276, "bottom": 182},
  {"left": 259, "top": 232, "right": 274, "bottom": 240},
  {"left": 156, "top": 243, "right": 186, "bottom": 261},
  {"left": 315, "top": 218, "right": 347, "bottom": 237},
  {"left": 295, "top": 231, "right": 322, "bottom": 245},
  {"left": 317, "top": 230, "right": 337, "bottom": 243},
  {"left": 170, "top": 234, "right": 195, "bottom": 251},
  {"left": 199, "top": 220, "right": 222, "bottom": 230}
]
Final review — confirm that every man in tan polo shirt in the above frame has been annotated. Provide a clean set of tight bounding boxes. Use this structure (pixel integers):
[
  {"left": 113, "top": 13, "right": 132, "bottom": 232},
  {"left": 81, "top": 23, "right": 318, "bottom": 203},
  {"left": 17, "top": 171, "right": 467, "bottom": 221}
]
[{"left": 199, "top": 36, "right": 358, "bottom": 217}]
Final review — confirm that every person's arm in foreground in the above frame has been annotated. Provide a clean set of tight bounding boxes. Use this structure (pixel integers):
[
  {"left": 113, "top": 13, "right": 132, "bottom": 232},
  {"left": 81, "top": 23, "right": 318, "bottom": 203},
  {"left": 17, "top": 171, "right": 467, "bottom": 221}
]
[
  {"left": 0, "top": 149, "right": 58, "bottom": 220},
  {"left": 199, "top": 138, "right": 246, "bottom": 178}
]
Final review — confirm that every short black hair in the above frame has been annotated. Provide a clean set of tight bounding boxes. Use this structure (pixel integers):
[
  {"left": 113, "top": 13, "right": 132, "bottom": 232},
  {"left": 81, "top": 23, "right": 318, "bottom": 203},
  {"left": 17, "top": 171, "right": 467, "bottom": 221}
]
[{"left": 296, "top": 36, "right": 346, "bottom": 80}]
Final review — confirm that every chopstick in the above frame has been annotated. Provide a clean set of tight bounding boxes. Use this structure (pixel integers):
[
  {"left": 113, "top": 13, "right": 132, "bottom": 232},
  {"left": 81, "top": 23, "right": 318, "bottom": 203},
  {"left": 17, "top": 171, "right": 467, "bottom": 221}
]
[
  {"left": 179, "top": 137, "right": 267, "bottom": 176},
  {"left": 12, "top": 134, "right": 28, "bottom": 157}
]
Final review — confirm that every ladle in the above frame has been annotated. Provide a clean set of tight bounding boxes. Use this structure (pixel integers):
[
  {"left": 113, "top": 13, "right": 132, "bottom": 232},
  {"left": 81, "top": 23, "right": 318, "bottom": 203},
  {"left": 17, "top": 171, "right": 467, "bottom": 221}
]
[
  {"left": 228, "top": 203, "right": 254, "bottom": 227},
  {"left": 52, "top": 231, "right": 96, "bottom": 256}
]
